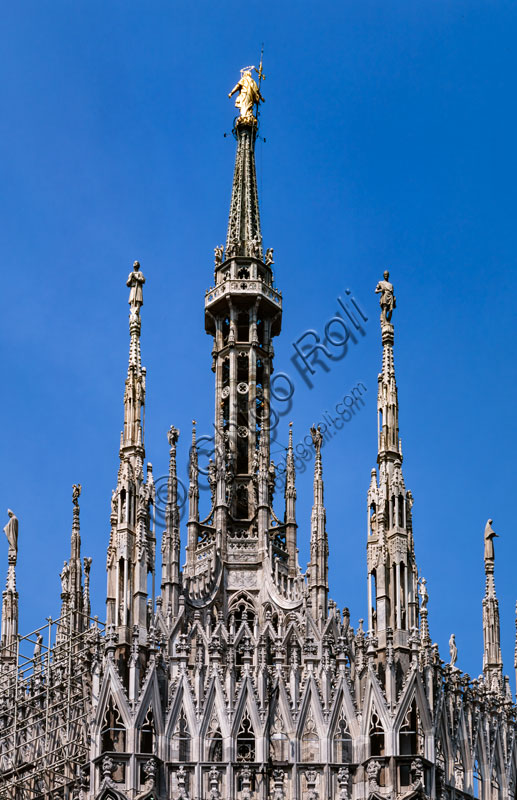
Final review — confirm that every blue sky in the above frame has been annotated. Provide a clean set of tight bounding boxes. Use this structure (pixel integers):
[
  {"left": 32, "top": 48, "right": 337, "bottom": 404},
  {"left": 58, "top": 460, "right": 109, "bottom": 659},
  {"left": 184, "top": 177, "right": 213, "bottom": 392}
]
[{"left": 1, "top": 0, "right": 516, "bottom": 685}]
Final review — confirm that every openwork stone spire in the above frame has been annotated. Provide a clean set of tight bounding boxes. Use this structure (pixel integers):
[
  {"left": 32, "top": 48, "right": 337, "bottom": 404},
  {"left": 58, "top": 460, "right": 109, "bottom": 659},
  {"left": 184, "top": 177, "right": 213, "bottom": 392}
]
[
  {"left": 225, "top": 120, "right": 262, "bottom": 259},
  {"left": 1, "top": 509, "right": 18, "bottom": 665},
  {"left": 106, "top": 261, "right": 154, "bottom": 648},
  {"left": 367, "top": 273, "right": 418, "bottom": 661},
  {"left": 162, "top": 426, "right": 180, "bottom": 620},
  {"left": 309, "top": 425, "right": 328, "bottom": 622},
  {"left": 284, "top": 422, "right": 297, "bottom": 575},
  {"left": 483, "top": 518, "right": 503, "bottom": 690}
]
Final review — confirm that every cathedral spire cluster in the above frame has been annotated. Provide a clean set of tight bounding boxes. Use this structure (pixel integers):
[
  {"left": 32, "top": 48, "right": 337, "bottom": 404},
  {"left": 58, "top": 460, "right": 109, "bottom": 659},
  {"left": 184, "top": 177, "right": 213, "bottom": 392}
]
[{"left": 1, "top": 68, "right": 516, "bottom": 800}]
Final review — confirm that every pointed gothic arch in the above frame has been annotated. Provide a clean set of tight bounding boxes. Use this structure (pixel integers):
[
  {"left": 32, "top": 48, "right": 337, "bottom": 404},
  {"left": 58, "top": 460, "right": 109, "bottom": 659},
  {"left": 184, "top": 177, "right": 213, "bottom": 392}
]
[
  {"left": 171, "top": 708, "right": 192, "bottom": 762},
  {"left": 369, "top": 709, "right": 385, "bottom": 757},
  {"left": 269, "top": 704, "right": 289, "bottom": 763},
  {"left": 236, "top": 709, "right": 256, "bottom": 762},
  {"left": 139, "top": 706, "right": 155, "bottom": 754},
  {"left": 229, "top": 592, "right": 256, "bottom": 629},
  {"left": 101, "top": 696, "right": 126, "bottom": 754},
  {"left": 398, "top": 699, "right": 423, "bottom": 756},
  {"left": 332, "top": 709, "right": 352, "bottom": 763},
  {"left": 205, "top": 704, "right": 224, "bottom": 762},
  {"left": 301, "top": 708, "right": 320, "bottom": 762},
  {"left": 97, "top": 789, "right": 127, "bottom": 800}
]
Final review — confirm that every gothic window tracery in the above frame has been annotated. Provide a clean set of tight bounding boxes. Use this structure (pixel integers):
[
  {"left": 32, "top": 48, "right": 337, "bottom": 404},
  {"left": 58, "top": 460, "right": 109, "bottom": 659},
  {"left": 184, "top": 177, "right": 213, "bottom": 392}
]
[
  {"left": 139, "top": 706, "right": 155, "bottom": 754},
  {"left": 399, "top": 700, "right": 421, "bottom": 755},
  {"left": 332, "top": 712, "right": 352, "bottom": 763},
  {"left": 232, "top": 598, "right": 255, "bottom": 629},
  {"left": 369, "top": 710, "right": 385, "bottom": 757},
  {"left": 101, "top": 697, "right": 126, "bottom": 754},
  {"left": 236, "top": 711, "right": 256, "bottom": 762},
  {"left": 301, "top": 710, "right": 320, "bottom": 762},
  {"left": 171, "top": 709, "right": 191, "bottom": 762},
  {"left": 269, "top": 707, "right": 288, "bottom": 762},
  {"left": 206, "top": 709, "right": 223, "bottom": 762}
]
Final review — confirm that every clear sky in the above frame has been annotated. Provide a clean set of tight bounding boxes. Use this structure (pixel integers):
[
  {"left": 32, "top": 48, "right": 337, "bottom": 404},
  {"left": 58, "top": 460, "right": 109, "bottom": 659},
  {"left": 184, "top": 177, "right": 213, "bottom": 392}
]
[{"left": 1, "top": 0, "right": 516, "bottom": 686}]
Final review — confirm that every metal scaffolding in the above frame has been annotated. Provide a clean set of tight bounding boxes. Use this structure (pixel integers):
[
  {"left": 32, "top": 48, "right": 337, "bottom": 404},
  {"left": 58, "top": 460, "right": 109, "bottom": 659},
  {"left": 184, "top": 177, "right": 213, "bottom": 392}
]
[{"left": 0, "top": 613, "right": 104, "bottom": 800}]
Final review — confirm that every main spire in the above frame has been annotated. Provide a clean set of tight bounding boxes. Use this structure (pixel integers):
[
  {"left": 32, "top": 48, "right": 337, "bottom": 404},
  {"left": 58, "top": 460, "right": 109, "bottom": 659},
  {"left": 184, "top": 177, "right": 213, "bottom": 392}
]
[{"left": 195, "top": 68, "right": 295, "bottom": 612}]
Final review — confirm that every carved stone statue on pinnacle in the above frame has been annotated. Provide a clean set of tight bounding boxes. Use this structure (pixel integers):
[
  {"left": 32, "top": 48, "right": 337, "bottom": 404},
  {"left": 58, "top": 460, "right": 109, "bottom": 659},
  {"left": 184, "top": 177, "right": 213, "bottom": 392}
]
[
  {"left": 375, "top": 270, "right": 396, "bottom": 323},
  {"left": 127, "top": 261, "right": 145, "bottom": 310},
  {"left": 72, "top": 483, "right": 81, "bottom": 507},
  {"left": 418, "top": 577, "right": 428, "bottom": 610},
  {"left": 310, "top": 424, "right": 323, "bottom": 455},
  {"left": 3, "top": 509, "right": 18, "bottom": 564},
  {"left": 449, "top": 633, "right": 458, "bottom": 667},
  {"left": 484, "top": 518, "right": 498, "bottom": 563},
  {"left": 214, "top": 245, "right": 224, "bottom": 267}
]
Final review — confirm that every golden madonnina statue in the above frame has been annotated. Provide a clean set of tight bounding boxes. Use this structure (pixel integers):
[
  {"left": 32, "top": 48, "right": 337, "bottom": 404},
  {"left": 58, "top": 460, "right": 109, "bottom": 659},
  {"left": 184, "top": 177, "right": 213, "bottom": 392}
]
[{"left": 229, "top": 67, "right": 265, "bottom": 121}]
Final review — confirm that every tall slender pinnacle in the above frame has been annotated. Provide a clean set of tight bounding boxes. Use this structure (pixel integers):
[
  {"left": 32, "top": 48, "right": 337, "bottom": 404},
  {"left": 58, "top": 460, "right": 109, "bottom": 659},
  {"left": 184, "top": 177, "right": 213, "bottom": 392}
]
[
  {"left": 106, "top": 262, "right": 154, "bottom": 648},
  {"left": 367, "top": 273, "right": 418, "bottom": 660},
  {"left": 57, "top": 485, "right": 85, "bottom": 643},
  {"left": 483, "top": 518, "right": 503, "bottom": 690},
  {"left": 284, "top": 422, "right": 298, "bottom": 575},
  {"left": 188, "top": 421, "right": 199, "bottom": 523},
  {"left": 162, "top": 425, "right": 181, "bottom": 618},
  {"left": 68, "top": 484, "right": 86, "bottom": 634},
  {"left": 376, "top": 271, "right": 400, "bottom": 460},
  {"left": 514, "top": 602, "right": 517, "bottom": 698},
  {"left": 308, "top": 425, "right": 328, "bottom": 621},
  {"left": 124, "top": 261, "right": 146, "bottom": 452},
  {"left": 1, "top": 509, "right": 18, "bottom": 665}
]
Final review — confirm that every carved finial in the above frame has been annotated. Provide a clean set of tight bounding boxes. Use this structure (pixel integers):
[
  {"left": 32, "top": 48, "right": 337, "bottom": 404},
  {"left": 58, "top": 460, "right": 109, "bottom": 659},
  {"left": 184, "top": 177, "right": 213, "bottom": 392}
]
[
  {"left": 375, "top": 270, "right": 396, "bottom": 324},
  {"left": 191, "top": 420, "right": 197, "bottom": 446},
  {"left": 72, "top": 484, "right": 82, "bottom": 507}
]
